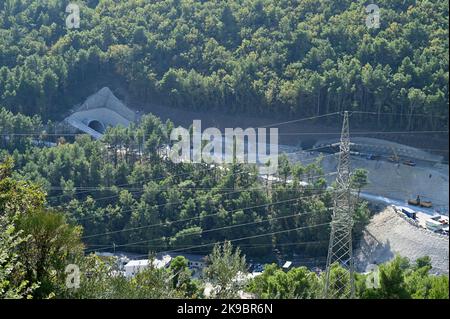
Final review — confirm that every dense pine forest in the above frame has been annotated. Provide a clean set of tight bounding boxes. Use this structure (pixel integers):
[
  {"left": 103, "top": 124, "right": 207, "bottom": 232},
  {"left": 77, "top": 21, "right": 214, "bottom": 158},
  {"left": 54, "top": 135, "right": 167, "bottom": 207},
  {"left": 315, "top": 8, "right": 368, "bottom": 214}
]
[
  {"left": 0, "top": 0, "right": 448, "bottom": 129},
  {"left": 0, "top": 0, "right": 449, "bottom": 300},
  {"left": 1, "top": 154, "right": 448, "bottom": 299},
  {"left": 1, "top": 109, "right": 345, "bottom": 257},
  {"left": 0, "top": 103, "right": 448, "bottom": 300}
]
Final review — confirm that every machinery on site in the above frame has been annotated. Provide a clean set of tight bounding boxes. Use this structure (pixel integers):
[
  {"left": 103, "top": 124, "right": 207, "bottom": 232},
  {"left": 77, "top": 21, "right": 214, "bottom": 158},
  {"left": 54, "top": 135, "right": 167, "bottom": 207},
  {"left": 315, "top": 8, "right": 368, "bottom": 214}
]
[
  {"left": 388, "top": 146, "right": 400, "bottom": 163},
  {"left": 366, "top": 153, "right": 381, "bottom": 160},
  {"left": 408, "top": 195, "right": 433, "bottom": 208},
  {"left": 403, "top": 159, "right": 417, "bottom": 166}
]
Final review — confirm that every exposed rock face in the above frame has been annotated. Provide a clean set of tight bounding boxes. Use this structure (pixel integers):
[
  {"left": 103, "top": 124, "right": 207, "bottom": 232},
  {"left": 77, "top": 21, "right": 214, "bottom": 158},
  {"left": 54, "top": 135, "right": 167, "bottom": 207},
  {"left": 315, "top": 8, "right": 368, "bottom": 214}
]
[{"left": 64, "top": 87, "right": 137, "bottom": 139}]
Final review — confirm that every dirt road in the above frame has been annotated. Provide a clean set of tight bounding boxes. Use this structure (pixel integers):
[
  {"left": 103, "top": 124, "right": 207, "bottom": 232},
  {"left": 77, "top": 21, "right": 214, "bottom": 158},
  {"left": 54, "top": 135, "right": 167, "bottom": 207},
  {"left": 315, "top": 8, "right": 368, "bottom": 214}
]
[{"left": 131, "top": 100, "right": 448, "bottom": 159}]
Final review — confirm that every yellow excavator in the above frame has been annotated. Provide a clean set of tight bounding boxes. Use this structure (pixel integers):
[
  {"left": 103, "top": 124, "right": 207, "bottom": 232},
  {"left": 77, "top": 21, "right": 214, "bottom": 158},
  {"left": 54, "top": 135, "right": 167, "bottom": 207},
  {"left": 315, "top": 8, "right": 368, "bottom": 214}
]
[{"left": 388, "top": 146, "right": 400, "bottom": 163}]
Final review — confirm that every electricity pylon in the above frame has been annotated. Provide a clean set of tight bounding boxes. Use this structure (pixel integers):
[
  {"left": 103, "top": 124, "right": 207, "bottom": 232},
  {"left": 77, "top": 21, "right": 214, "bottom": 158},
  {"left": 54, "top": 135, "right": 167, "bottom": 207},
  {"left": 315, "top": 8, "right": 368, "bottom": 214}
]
[{"left": 324, "top": 111, "right": 355, "bottom": 299}]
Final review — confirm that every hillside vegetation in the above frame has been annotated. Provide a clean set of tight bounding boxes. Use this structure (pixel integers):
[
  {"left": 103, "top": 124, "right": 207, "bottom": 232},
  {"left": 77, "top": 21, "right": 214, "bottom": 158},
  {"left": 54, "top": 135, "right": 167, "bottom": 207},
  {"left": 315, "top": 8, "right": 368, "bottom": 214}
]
[
  {"left": 0, "top": 0, "right": 448, "bottom": 129},
  {"left": 2, "top": 157, "right": 448, "bottom": 299},
  {"left": 0, "top": 0, "right": 449, "bottom": 300}
]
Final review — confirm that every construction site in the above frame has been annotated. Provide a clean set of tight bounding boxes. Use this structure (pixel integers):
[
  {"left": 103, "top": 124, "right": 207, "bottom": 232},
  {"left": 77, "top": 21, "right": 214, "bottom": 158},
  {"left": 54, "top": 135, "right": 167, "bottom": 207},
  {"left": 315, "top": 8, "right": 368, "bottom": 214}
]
[
  {"left": 285, "top": 138, "right": 449, "bottom": 212},
  {"left": 355, "top": 206, "right": 449, "bottom": 275},
  {"left": 62, "top": 88, "right": 449, "bottom": 291}
]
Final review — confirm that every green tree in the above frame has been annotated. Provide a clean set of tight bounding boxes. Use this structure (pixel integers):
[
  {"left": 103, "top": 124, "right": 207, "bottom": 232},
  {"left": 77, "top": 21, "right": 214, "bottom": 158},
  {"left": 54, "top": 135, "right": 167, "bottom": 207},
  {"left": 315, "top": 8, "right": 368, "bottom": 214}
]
[
  {"left": 169, "top": 256, "right": 202, "bottom": 298},
  {"left": 0, "top": 218, "right": 33, "bottom": 298},
  {"left": 16, "top": 209, "right": 84, "bottom": 298},
  {"left": 0, "top": 157, "right": 43, "bottom": 298},
  {"left": 427, "top": 276, "right": 449, "bottom": 299},
  {"left": 360, "top": 256, "right": 411, "bottom": 299},
  {"left": 203, "top": 241, "right": 247, "bottom": 299},
  {"left": 247, "top": 264, "right": 320, "bottom": 299},
  {"left": 351, "top": 168, "right": 368, "bottom": 200}
]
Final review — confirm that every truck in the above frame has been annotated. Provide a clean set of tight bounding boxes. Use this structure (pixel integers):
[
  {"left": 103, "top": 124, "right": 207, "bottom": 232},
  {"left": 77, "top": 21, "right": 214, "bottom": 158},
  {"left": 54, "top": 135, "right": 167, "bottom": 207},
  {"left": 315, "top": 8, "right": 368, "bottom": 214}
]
[
  {"left": 426, "top": 219, "right": 444, "bottom": 232},
  {"left": 366, "top": 153, "right": 381, "bottom": 160},
  {"left": 403, "top": 159, "right": 417, "bottom": 166},
  {"left": 400, "top": 207, "right": 416, "bottom": 220}
]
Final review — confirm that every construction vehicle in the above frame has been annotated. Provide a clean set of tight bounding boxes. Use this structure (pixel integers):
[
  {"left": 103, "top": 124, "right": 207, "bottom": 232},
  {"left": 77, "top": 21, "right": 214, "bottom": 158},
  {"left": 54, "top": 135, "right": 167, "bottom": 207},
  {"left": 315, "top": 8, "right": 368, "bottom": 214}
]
[
  {"left": 366, "top": 153, "right": 381, "bottom": 160},
  {"left": 419, "top": 201, "right": 433, "bottom": 208},
  {"left": 408, "top": 195, "right": 433, "bottom": 208},
  {"left": 403, "top": 159, "right": 417, "bottom": 166},
  {"left": 388, "top": 146, "right": 400, "bottom": 163}
]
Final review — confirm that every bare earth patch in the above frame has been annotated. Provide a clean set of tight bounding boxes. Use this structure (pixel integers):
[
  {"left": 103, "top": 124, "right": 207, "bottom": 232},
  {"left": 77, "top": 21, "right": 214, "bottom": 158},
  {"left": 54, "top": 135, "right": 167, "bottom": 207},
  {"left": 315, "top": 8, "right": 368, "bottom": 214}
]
[{"left": 355, "top": 206, "right": 449, "bottom": 274}]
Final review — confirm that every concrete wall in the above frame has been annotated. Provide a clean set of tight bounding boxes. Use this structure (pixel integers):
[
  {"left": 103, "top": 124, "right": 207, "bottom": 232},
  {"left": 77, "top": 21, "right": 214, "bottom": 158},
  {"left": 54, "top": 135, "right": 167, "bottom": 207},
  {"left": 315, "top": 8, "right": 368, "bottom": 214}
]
[{"left": 64, "top": 87, "right": 137, "bottom": 138}]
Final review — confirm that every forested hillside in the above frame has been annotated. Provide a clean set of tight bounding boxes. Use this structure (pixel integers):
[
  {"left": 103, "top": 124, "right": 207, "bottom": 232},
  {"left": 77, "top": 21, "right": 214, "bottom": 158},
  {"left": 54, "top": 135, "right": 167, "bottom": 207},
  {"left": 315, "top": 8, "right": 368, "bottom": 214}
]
[
  {"left": 1, "top": 0, "right": 449, "bottom": 301},
  {"left": 2, "top": 109, "right": 356, "bottom": 258},
  {"left": 1, "top": 155, "right": 448, "bottom": 299},
  {"left": 0, "top": 0, "right": 448, "bottom": 129}
]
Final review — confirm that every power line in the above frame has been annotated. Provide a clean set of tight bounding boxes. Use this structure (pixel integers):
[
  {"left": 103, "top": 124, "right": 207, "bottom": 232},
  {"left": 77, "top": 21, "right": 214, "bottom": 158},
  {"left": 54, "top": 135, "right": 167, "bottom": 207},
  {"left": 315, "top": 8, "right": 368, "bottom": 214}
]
[
  {"left": 73, "top": 185, "right": 272, "bottom": 223},
  {"left": 86, "top": 208, "right": 331, "bottom": 253},
  {"left": 52, "top": 170, "right": 336, "bottom": 194},
  {"left": 0, "top": 112, "right": 342, "bottom": 137},
  {"left": 70, "top": 171, "right": 337, "bottom": 223},
  {"left": 50, "top": 167, "right": 254, "bottom": 207},
  {"left": 7, "top": 129, "right": 444, "bottom": 136},
  {"left": 48, "top": 162, "right": 266, "bottom": 202},
  {"left": 350, "top": 142, "right": 449, "bottom": 153},
  {"left": 86, "top": 242, "right": 328, "bottom": 250},
  {"left": 127, "top": 241, "right": 330, "bottom": 261},
  {"left": 271, "top": 130, "right": 449, "bottom": 135},
  {"left": 351, "top": 111, "right": 436, "bottom": 117},
  {"left": 46, "top": 149, "right": 334, "bottom": 196},
  {"left": 324, "top": 110, "right": 355, "bottom": 299},
  {"left": 261, "top": 112, "right": 340, "bottom": 128},
  {"left": 144, "top": 222, "right": 331, "bottom": 257},
  {"left": 101, "top": 222, "right": 332, "bottom": 260},
  {"left": 72, "top": 182, "right": 335, "bottom": 223},
  {"left": 63, "top": 130, "right": 446, "bottom": 137},
  {"left": 2, "top": 111, "right": 443, "bottom": 137},
  {"left": 46, "top": 143, "right": 339, "bottom": 201},
  {"left": 46, "top": 164, "right": 222, "bottom": 200},
  {"left": 82, "top": 190, "right": 332, "bottom": 240}
]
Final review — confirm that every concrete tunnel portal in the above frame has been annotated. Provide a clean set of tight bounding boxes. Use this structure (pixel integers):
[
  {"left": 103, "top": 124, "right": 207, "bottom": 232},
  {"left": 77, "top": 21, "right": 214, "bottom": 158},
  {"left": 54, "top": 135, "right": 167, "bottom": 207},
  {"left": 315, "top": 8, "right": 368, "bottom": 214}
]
[
  {"left": 63, "top": 87, "right": 139, "bottom": 139},
  {"left": 88, "top": 120, "right": 106, "bottom": 134}
]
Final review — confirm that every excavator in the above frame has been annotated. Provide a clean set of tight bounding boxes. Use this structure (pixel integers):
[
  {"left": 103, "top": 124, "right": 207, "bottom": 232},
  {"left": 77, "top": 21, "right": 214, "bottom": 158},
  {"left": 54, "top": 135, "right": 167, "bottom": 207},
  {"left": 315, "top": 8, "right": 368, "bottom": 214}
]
[
  {"left": 388, "top": 146, "right": 400, "bottom": 163},
  {"left": 388, "top": 145, "right": 417, "bottom": 166}
]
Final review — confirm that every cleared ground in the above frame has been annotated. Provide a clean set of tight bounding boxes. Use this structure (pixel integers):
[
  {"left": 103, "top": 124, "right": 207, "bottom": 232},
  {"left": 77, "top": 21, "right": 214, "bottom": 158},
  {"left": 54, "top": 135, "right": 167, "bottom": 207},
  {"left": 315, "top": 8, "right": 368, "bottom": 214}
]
[
  {"left": 354, "top": 206, "right": 449, "bottom": 274},
  {"left": 128, "top": 96, "right": 448, "bottom": 158},
  {"left": 285, "top": 146, "right": 449, "bottom": 211}
]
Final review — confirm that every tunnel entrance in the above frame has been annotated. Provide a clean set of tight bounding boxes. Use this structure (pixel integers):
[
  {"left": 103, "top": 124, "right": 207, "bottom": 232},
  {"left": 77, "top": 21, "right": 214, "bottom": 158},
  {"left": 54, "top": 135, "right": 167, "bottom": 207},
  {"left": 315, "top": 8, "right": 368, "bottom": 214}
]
[{"left": 88, "top": 120, "right": 106, "bottom": 134}]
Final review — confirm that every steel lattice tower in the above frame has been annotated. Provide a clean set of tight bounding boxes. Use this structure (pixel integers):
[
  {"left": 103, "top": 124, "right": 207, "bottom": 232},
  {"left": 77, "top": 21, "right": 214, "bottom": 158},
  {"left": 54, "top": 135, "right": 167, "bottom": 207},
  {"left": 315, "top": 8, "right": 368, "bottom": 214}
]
[{"left": 324, "top": 111, "right": 355, "bottom": 299}]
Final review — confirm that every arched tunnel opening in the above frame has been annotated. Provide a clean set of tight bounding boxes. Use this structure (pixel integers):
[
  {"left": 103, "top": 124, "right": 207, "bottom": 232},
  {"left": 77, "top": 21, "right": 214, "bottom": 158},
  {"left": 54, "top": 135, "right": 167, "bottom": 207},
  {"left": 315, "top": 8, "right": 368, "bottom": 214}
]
[{"left": 88, "top": 120, "right": 106, "bottom": 134}]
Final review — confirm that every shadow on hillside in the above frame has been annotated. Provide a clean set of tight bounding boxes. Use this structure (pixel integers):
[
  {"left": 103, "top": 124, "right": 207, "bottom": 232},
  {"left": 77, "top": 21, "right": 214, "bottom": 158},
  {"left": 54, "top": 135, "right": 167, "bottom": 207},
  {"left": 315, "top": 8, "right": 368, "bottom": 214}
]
[{"left": 355, "top": 230, "right": 395, "bottom": 272}]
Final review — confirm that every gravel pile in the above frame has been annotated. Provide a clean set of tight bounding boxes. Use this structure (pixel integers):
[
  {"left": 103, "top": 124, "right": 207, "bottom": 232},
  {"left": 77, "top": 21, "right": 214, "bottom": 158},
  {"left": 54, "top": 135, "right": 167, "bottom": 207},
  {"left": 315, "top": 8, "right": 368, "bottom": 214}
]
[{"left": 355, "top": 206, "right": 449, "bottom": 274}]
